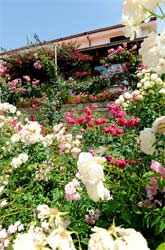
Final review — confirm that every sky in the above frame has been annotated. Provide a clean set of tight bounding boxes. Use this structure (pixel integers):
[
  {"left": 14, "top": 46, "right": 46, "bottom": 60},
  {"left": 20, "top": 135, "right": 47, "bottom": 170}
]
[{"left": 0, "top": 0, "right": 123, "bottom": 51}]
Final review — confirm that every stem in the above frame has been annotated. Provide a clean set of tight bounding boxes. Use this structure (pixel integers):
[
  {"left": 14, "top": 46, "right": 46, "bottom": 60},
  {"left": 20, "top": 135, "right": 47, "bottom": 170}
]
[
  {"left": 1, "top": 208, "right": 31, "bottom": 220},
  {"left": 71, "top": 230, "right": 83, "bottom": 250},
  {"left": 144, "top": 5, "right": 165, "bottom": 20},
  {"left": 158, "top": 4, "right": 165, "bottom": 18}
]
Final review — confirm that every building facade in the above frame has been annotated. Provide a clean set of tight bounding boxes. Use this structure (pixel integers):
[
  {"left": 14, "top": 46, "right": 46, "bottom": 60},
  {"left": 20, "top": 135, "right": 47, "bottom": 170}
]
[{"left": 0, "top": 18, "right": 157, "bottom": 71}]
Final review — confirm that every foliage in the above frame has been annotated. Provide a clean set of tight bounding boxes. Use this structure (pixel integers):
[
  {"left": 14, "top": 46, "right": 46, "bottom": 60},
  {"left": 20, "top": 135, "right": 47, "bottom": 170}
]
[
  {"left": 56, "top": 43, "right": 143, "bottom": 105},
  {"left": 0, "top": 40, "right": 143, "bottom": 108},
  {"left": 60, "top": 69, "right": 165, "bottom": 249},
  {"left": 0, "top": 1, "right": 165, "bottom": 249},
  {"left": 0, "top": 66, "right": 164, "bottom": 249},
  {"left": 116, "top": 69, "right": 165, "bottom": 130},
  {"left": 0, "top": 48, "right": 56, "bottom": 100},
  {"left": 0, "top": 41, "right": 93, "bottom": 118},
  {"left": 57, "top": 42, "right": 93, "bottom": 80}
]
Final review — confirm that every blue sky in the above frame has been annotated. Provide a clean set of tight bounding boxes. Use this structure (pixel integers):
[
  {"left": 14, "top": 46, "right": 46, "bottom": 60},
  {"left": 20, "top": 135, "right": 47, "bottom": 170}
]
[{"left": 0, "top": 0, "right": 123, "bottom": 51}]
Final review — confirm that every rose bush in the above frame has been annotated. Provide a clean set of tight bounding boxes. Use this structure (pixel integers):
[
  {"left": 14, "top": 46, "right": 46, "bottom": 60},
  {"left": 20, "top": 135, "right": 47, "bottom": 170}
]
[
  {"left": 0, "top": 1, "right": 165, "bottom": 250},
  {"left": 0, "top": 42, "right": 93, "bottom": 125},
  {"left": 0, "top": 38, "right": 143, "bottom": 108}
]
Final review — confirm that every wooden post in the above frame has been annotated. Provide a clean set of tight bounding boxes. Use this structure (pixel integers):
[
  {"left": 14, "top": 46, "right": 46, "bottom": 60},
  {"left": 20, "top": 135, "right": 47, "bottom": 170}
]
[{"left": 54, "top": 44, "right": 57, "bottom": 76}]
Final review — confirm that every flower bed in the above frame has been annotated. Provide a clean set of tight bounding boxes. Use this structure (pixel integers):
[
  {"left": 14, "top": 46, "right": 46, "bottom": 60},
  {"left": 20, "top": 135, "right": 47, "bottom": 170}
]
[
  {"left": 0, "top": 66, "right": 165, "bottom": 249},
  {"left": 64, "top": 86, "right": 123, "bottom": 104},
  {"left": 0, "top": 1, "right": 165, "bottom": 250}
]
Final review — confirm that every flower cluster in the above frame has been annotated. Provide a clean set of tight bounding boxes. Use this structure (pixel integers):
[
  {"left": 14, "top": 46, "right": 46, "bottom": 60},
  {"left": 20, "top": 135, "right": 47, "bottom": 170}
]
[
  {"left": 34, "top": 160, "right": 55, "bottom": 182},
  {"left": 85, "top": 208, "right": 101, "bottom": 225},
  {"left": 88, "top": 224, "right": 150, "bottom": 250},
  {"left": 65, "top": 103, "right": 140, "bottom": 144},
  {"left": 102, "top": 123, "right": 124, "bottom": 136},
  {"left": 13, "top": 205, "right": 76, "bottom": 250},
  {"left": 101, "top": 43, "right": 141, "bottom": 90},
  {"left": 139, "top": 32, "right": 165, "bottom": 75},
  {"left": 106, "top": 155, "right": 128, "bottom": 169},
  {"left": 107, "top": 102, "right": 140, "bottom": 127},
  {"left": 122, "top": 0, "right": 162, "bottom": 39},
  {"left": 10, "top": 153, "right": 28, "bottom": 169},
  {"left": 0, "top": 1, "right": 164, "bottom": 249},
  {"left": 107, "top": 43, "right": 138, "bottom": 64},
  {"left": 65, "top": 179, "right": 81, "bottom": 201},
  {"left": 115, "top": 69, "right": 165, "bottom": 107},
  {"left": 66, "top": 106, "right": 108, "bottom": 127},
  {"left": 140, "top": 161, "right": 165, "bottom": 208},
  {"left": 11, "top": 121, "right": 43, "bottom": 145},
  {"left": 8, "top": 76, "right": 42, "bottom": 99},
  {"left": 53, "top": 123, "right": 82, "bottom": 158},
  {"left": 0, "top": 221, "right": 24, "bottom": 250},
  {"left": 122, "top": 0, "right": 165, "bottom": 76},
  {"left": 0, "top": 102, "right": 17, "bottom": 114},
  {"left": 54, "top": 42, "right": 93, "bottom": 80}
]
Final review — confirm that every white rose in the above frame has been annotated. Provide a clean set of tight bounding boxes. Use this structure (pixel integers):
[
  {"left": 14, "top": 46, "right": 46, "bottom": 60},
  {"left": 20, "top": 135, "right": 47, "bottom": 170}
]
[
  {"left": 124, "top": 92, "right": 132, "bottom": 100},
  {"left": 13, "top": 232, "right": 35, "bottom": 250},
  {"left": 137, "top": 82, "right": 142, "bottom": 88},
  {"left": 88, "top": 226, "right": 114, "bottom": 250},
  {"left": 115, "top": 228, "right": 150, "bottom": 250},
  {"left": 150, "top": 73, "right": 158, "bottom": 81},
  {"left": 152, "top": 116, "right": 165, "bottom": 135},
  {"left": 36, "top": 204, "right": 50, "bottom": 220},
  {"left": 0, "top": 228, "right": 7, "bottom": 239},
  {"left": 9, "top": 105, "right": 16, "bottom": 114},
  {"left": 122, "top": 102, "right": 129, "bottom": 108},
  {"left": 115, "top": 95, "right": 125, "bottom": 105},
  {"left": 86, "top": 181, "right": 112, "bottom": 202},
  {"left": 47, "top": 228, "right": 76, "bottom": 250},
  {"left": 159, "top": 88, "right": 165, "bottom": 94},
  {"left": 143, "top": 81, "right": 152, "bottom": 89},
  {"left": 121, "top": 0, "right": 162, "bottom": 40},
  {"left": 11, "top": 157, "right": 22, "bottom": 169},
  {"left": 16, "top": 111, "right": 21, "bottom": 117},
  {"left": 77, "top": 152, "right": 104, "bottom": 185},
  {"left": 139, "top": 128, "right": 156, "bottom": 155},
  {"left": 132, "top": 90, "right": 140, "bottom": 95},
  {"left": 18, "top": 153, "right": 28, "bottom": 163},
  {"left": 135, "top": 94, "right": 144, "bottom": 101},
  {"left": 139, "top": 32, "right": 165, "bottom": 74}
]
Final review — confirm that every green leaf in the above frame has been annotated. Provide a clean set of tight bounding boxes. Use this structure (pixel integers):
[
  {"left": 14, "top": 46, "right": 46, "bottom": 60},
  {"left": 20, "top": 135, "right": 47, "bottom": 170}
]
[
  {"left": 155, "top": 221, "right": 165, "bottom": 235},
  {"left": 142, "top": 171, "right": 158, "bottom": 179},
  {"left": 121, "top": 206, "right": 131, "bottom": 224},
  {"left": 108, "top": 200, "right": 120, "bottom": 212},
  {"left": 156, "top": 242, "right": 165, "bottom": 250},
  {"left": 151, "top": 216, "right": 161, "bottom": 228},
  {"left": 132, "top": 205, "right": 142, "bottom": 214},
  {"left": 81, "top": 238, "right": 89, "bottom": 245},
  {"left": 162, "top": 207, "right": 165, "bottom": 215},
  {"left": 157, "top": 177, "right": 165, "bottom": 190}
]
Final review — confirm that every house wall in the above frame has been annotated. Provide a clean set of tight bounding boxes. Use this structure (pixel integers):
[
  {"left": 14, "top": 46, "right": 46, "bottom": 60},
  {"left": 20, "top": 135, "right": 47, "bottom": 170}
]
[
  {"left": 54, "top": 19, "right": 157, "bottom": 50},
  {"left": 0, "top": 18, "right": 157, "bottom": 58}
]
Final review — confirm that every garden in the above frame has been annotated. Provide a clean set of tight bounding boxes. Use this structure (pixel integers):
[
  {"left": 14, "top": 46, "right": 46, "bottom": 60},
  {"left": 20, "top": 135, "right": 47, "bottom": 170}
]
[{"left": 0, "top": 1, "right": 165, "bottom": 249}]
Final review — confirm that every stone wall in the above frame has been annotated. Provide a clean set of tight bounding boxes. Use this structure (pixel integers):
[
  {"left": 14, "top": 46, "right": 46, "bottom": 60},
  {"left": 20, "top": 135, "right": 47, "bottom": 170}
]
[
  {"left": 61, "top": 101, "right": 112, "bottom": 120},
  {"left": 18, "top": 101, "right": 113, "bottom": 124}
]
